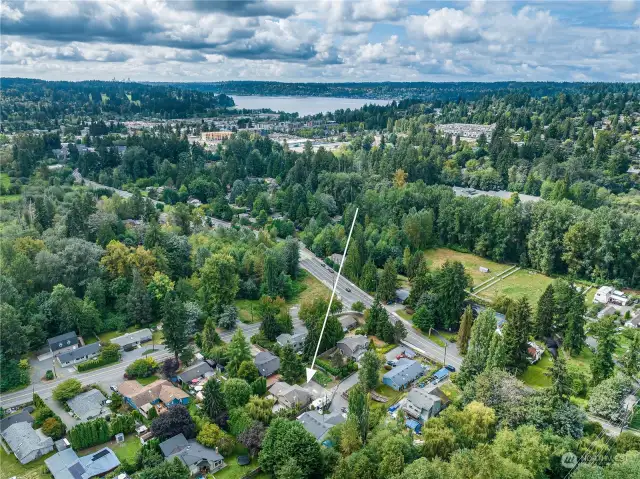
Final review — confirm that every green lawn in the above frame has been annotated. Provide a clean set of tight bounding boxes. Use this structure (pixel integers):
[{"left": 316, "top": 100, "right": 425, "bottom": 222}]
[
  {"left": 213, "top": 446, "right": 265, "bottom": 479},
  {"left": 0, "top": 173, "right": 9, "bottom": 189},
  {"left": 312, "top": 370, "right": 332, "bottom": 387},
  {"left": 235, "top": 271, "right": 330, "bottom": 324},
  {"left": 0, "top": 194, "right": 20, "bottom": 203},
  {"left": 0, "top": 447, "right": 53, "bottom": 479},
  {"left": 519, "top": 351, "right": 553, "bottom": 389},
  {"left": 137, "top": 375, "right": 159, "bottom": 386},
  {"left": 438, "top": 381, "right": 462, "bottom": 402},
  {"left": 78, "top": 434, "right": 141, "bottom": 463},
  {"left": 566, "top": 346, "right": 594, "bottom": 380},
  {"left": 396, "top": 309, "right": 413, "bottom": 321},
  {"left": 423, "top": 248, "right": 511, "bottom": 287},
  {"left": 477, "top": 268, "right": 553, "bottom": 305},
  {"left": 374, "top": 383, "right": 405, "bottom": 406}
]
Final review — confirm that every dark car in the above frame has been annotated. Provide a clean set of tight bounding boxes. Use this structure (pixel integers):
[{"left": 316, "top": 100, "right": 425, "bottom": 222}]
[
  {"left": 445, "top": 364, "right": 456, "bottom": 372},
  {"left": 345, "top": 287, "right": 351, "bottom": 292}
]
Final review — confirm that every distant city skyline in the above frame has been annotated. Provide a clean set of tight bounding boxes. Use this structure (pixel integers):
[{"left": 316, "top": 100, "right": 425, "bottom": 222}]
[{"left": 2, "top": 0, "right": 639, "bottom": 83}]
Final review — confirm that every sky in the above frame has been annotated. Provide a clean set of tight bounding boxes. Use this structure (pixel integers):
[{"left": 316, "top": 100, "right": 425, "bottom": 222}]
[{"left": 1, "top": 0, "right": 639, "bottom": 83}]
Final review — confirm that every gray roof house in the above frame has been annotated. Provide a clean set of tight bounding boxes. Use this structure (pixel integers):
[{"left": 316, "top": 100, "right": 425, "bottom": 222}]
[
  {"left": 45, "top": 447, "right": 120, "bottom": 479},
  {"left": 269, "top": 381, "right": 312, "bottom": 409},
  {"left": 254, "top": 351, "right": 280, "bottom": 377},
  {"left": 336, "top": 335, "right": 369, "bottom": 361},
  {"left": 297, "top": 411, "right": 346, "bottom": 441},
  {"left": 110, "top": 328, "right": 153, "bottom": 349},
  {"left": 402, "top": 387, "right": 445, "bottom": 423},
  {"left": 1, "top": 421, "right": 54, "bottom": 464},
  {"left": 177, "top": 362, "right": 215, "bottom": 384},
  {"left": 67, "top": 389, "right": 107, "bottom": 422},
  {"left": 276, "top": 326, "right": 308, "bottom": 351},
  {"left": 382, "top": 359, "right": 424, "bottom": 391},
  {"left": 0, "top": 410, "right": 34, "bottom": 432},
  {"left": 160, "top": 433, "right": 226, "bottom": 476},
  {"left": 58, "top": 342, "right": 101, "bottom": 367},
  {"left": 48, "top": 332, "right": 79, "bottom": 354},
  {"left": 338, "top": 315, "right": 358, "bottom": 332}
]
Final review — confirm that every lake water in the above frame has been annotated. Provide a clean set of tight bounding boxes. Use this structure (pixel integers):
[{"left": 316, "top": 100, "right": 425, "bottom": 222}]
[{"left": 231, "top": 95, "right": 391, "bottom": 116}]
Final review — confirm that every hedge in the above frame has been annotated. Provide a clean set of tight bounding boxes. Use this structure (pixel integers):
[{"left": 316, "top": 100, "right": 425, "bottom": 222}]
[{"left": 77, "top": 356, "right": 118, "bottom": 372}]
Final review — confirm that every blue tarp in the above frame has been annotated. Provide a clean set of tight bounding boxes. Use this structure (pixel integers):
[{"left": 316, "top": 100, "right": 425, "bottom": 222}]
[
  {"left": 388, "top": 403, "right": 401, "bottom": 413},
  {"left": 406, "top": 419, "right": 421, "bottom": 434}
]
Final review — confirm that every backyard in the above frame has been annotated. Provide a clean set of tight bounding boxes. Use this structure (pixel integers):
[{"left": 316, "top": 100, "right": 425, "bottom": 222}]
[
  {"left": 0, "top": 448, "right": 52, "bottom": 479},
  {"left": 213, "top": 445, "right": 269, "bottom": 479},
  {"left": 78, "top": 433, "right": 141, "bottom": 463}
]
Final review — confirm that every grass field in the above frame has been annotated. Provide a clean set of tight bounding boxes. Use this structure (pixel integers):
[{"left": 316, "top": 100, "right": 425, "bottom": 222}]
[
  {"left": 0, "top": 194, "right": 20, "bottom": 203},
  {"left": 78, "top": 434, "right": 141, "bottom": 463},
  {"left": 423, "top": 248, "right": 511, "bottom": 287},
  {"left": 137, "top": 375, "right": 158, "bottom": 386},
  {"left": 235, "top": 271, "right": 330, "bottom": 323},
  {"left": 0, "top": 447, "right": 52, "bottom": 479},
  {"left": 476, "top": 268, "right": 553, "bottom": 305},
  {"left": 519, "top": 351, "right": 553, "bottom": 389},
  {"left": 214, "top": 445, "right": 268, "bottom": 479}
]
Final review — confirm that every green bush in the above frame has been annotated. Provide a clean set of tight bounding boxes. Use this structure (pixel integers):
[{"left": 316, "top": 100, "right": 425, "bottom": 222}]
[
  {"left": 45, "top": 370, "right": 54, "bottom": 380},
  {"left": 125, "top": 357, "right": 158, "bottom": 379},
  {"left": 41, "top": 417, "right": 66, "bottom": 440},
  {"left": 52, "top": 379, "right": 82, "bottom": 402},
  {"left": 77, "top": 355, "right": 118, "bottom": 372}
]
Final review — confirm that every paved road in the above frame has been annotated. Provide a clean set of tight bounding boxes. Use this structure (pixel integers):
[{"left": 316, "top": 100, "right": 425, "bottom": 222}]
[
  {"left": 0, "top": 348, "right": 173, "bottom": 409},
  {"left": 299, "top": 251, "right": 463, "bottom": 369},
  {"left": 71, "top": 175, "right": 461, "bottom": 368}
]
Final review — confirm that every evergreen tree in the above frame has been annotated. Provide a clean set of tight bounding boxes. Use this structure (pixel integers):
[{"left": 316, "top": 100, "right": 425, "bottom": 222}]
[
  {"left": 502, "top": 297, "right": 531, "bottom": 373},
  {"left": 203, "top": 378, "right": 226, "bottom": 422},
  {"left": 622, "top": 331, "right": 640, "bottom": 378},
  {"left": 590, "top": 316, "right": 617, "bottom": 386},
  {"left": 377, "top": 258, "right": 397, "bottom": 302},
  {"left": 534, "top": 284, "right": 555, "bottom": 339},
  {"left": 457, "top": 305, "right": 473, "bottom": 355},
  {"left": 412, "top": 303, "right": 436, "bottom": 333},
  {"left": 457, "top": 309, "right": 496, "bottom": 387},
  {"left": 564, "top": 292, "right": 586, "bottom": 356},
  {"left": 485, "top": 333, "right": 506, "bottom": 370},
  {"left": 359, "top": 258, "right": 378, "bottom": 292},
  {"left": 347, "top": 384, "right": 370, "bottom": 444},
  {"left": 162, "top": 291, "right": 189, "bottom": 361},
  {"left": 127, "top": 269, "right": 152, "bottom": 326},
  {"left": 359, "top": 350, "right": 381, "bottom": 391},
  {"left": 548, "top": 354, "right": 572, "bottom": 401},
  {"left": 201, "top": 318, "right": 221, "bottom": 354},
  {"left": 227, "top": 329, "right": 251, "bottom": 376},
  {"left": 280, "top": 344, "right": 305, "bottom": 384}
]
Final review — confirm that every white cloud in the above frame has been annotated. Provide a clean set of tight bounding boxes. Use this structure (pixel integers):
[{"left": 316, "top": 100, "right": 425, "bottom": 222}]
[
  {"left": 407, "top": 8, "right": 480, "bottom": 43},
  {"left": 610, "top": 0, "right": 636, "bottom": 13}
]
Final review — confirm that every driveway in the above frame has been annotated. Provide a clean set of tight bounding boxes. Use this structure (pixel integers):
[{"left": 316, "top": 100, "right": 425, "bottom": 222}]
[
  {"left": 45, "top": 396, "right": 78, "bottom": 429},
  {"left": 328, "top": 372, "right": 360, "bottom": 413}
]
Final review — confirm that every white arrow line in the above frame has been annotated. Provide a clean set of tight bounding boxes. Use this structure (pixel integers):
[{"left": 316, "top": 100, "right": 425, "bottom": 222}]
[{"left": 306, "top": 208, "right": 359, "bottom": 383}]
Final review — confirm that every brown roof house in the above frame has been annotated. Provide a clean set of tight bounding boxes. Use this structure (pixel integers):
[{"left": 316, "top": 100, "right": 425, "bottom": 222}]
[{"left": 118, "top": 379, "right": 189, "bottom": 417}]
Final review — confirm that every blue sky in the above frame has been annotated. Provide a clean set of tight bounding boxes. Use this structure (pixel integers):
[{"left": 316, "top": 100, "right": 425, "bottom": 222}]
[{"left": 1, "top": 0, "right": 639, "bottom": 82}]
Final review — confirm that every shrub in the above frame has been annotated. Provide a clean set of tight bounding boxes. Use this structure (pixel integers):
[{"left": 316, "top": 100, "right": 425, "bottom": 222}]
[
  {"left": 45, "top": 370, "right": 54, "bottom": 380},
  {"left": 125, "top": 357, "right": 158, "bottom": 379},
  {"left": 77, "top": 355, "right": 118, "bottom": 372},
  {"left": 110, "top": 414, "right": 136, "bottom": 436},
  {"left": 41, "top": 417, "right": 66, "bottom": 440},
  {"left": 52, "top": 379, "right": 83, "bottom": 402},
  {"left": 352, "top": 301, "right": 365, "bottom": 312}
]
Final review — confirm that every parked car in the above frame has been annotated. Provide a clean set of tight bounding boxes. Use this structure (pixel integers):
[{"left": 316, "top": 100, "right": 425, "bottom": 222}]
[
  {"left": 396, "top": 352, "right": 406, "bottom": 360},
  {"left": 110, "top": 384, "right": 118, "bottom": 392},
  {"left": 386, "top": 360, "right": 397, "bottom": 367},
  {"left": 445, "top": 364, "right": 456, "bottom": 372}
]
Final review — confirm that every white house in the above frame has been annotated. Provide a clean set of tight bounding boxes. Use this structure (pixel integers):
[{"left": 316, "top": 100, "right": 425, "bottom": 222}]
[{"left": 594, "top": 286, "right": 629, "bottom": 306}]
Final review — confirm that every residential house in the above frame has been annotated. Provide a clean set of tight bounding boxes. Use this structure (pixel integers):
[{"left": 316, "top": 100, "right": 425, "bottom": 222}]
[
  {"left": 268, "top": 381, "right": 312, "bottom": 409},
  {"left": 276, "top": 326, "right": 308, "bottom": 351},
  {"left": 431, "top": 368, "right": 450, "bottom": 384},
  {"left": 254, "top": 351, "right": 280, "bottom": 377},
  {"left": 48, "top": 332, "right": 79, "bottom": 356},
  {"left": 110, "top": 328, "right": 153, "bottom": 350},
  {"left": 67, "top": 389, "right": 107, "bottom": 422},
  {"left": 176, "top": 362, "right": 215, "bottom": 385},
  {"left": 336, "top": 335, "right": 369, "bottom": 361},
  {"left": 594, "top": 286, "right": 629, "bottom": 306},
  {"left": 329, "top": 253, "right": 344, "bottom": 265},
  {"left": 597, "top": 305, "right": 618, "bottom": 319},
  {"left": 625, "top": 311, "right": 640, "bottom": 328},
  {"left": 297, "top": 411, "right": 346, "bottom": 442},
  {"left": 1, "top": 421, "right": 54, "bottom": 464},
  {"left": 395, "top": 289, "right": 410, "bottom": 304},
  {"left": 160, "top": 433, "right": 226, "bottom": 476},
  {"left": 118, "top": 379, "right": 189, "bottom": 417},
  {"left": 58, "top": 342, "right": 101, "bottom": 367},
  {"left": 402, "top": 386, "right": 447, "bottom": 424},
  {"left": 45, "top": 447, "right": 120, "bottom": 479},
  {"left": 338, "top": 315, "right": 358, "bottom": 332},
  {"left": 527, "top": 342, "right": 545, "bottom": 364},
  {"left": 382, "top": 359, "right": 424, "bottom": 391},
  {"left": 0, "top": 410, "right": 34, "bottom": 433}
]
